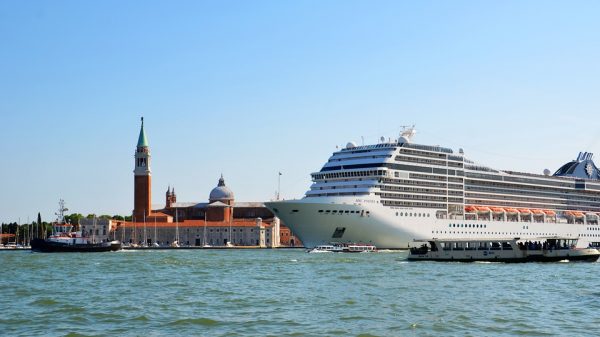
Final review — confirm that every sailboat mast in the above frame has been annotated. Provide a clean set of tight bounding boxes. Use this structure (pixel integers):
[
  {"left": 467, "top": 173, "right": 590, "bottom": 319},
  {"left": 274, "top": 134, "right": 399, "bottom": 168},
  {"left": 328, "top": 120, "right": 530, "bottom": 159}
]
[
  {"left": 203, "top": 212, "right": 207, "bottom": 246},
  {"left": 143, "top": 212, "right": 147, "bottom": 247},
  {"left": 175, "top": 207, "right": 179, "bottom": 244}
]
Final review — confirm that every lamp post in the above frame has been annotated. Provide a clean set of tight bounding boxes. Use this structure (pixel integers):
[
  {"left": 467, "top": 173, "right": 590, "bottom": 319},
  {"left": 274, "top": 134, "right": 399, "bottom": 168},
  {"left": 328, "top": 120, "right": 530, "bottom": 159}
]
[{"left": 277, "top": 172, "right": 282, "bottom": 200}]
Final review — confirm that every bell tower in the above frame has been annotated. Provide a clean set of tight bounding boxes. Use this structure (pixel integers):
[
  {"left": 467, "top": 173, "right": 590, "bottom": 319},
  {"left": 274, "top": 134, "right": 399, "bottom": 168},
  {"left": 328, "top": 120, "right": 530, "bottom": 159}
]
[
  {"left": 134, "top": 117, "right": 152, "bottom": 220},
  {"left": 165, "top": 186, "right": 177, "bottom": 208}
]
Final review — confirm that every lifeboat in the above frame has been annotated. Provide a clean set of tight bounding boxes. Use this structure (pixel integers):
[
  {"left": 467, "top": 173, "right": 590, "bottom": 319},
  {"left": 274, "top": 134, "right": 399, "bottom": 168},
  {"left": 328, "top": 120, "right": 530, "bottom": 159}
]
[
  {"left": 464, "top": 205, "right": 477, "bottom": 213},
  {"left": 543, "top": 210, "right": 556, "bottom": 216},
  {"left": 490, "top": 207, "right": 505, "bottom": 213},
  {"left": 504, "top": 208, "right": 519, "bottom": 214},
  {"left": 476, "top": 206, "right": 491, "bottom": 213},
  {"left": 586, "top": 213, "right": 599, "bottom": 219},
  {"left": 565, "top": 211, "right": 584, "bottom": 218},
  {"left": 532, "top": 209, "right": 545, "bottom": 215},
  {"left": 518, "top": 208, "right": 532, "bottom": 214}
]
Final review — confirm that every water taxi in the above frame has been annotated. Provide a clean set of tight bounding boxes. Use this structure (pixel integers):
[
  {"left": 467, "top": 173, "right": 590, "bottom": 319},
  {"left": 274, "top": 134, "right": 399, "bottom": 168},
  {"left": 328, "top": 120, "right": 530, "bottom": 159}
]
[
  {"left": 308, "top": 242, "right": 377, "bottom": 253},
  {"left": 408, "top": 237, "right": 599, "bottom": 262}
]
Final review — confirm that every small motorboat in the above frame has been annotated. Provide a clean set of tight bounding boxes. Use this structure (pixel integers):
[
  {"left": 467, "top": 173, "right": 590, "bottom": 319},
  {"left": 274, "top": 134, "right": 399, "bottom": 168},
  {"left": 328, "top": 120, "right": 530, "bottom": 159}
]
[{"left": 307, "top": 242, "right": 377, "bottom": 253}]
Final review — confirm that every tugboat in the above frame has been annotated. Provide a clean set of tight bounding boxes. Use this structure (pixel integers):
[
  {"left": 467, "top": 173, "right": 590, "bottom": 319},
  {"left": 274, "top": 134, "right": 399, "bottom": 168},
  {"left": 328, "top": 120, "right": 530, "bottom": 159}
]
[
  {"left": 31, "top": 200, "right": 122, "bottom": 253},
  {"left": 408, "top": 237, "right": 600, "bottom": 262}
]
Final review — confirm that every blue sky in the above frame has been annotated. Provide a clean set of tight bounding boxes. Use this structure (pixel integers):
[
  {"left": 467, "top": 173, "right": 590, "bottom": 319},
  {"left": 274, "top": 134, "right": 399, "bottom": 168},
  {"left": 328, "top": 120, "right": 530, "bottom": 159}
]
[{"left": 1, "top": 1, "right": 600, "bottom": 223}]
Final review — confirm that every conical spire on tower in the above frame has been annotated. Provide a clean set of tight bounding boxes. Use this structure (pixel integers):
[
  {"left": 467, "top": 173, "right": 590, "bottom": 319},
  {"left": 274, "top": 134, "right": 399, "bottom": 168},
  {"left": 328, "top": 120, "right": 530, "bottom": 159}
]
[{"left": 137, "top": 117, "right": 149, "bottom": 148}]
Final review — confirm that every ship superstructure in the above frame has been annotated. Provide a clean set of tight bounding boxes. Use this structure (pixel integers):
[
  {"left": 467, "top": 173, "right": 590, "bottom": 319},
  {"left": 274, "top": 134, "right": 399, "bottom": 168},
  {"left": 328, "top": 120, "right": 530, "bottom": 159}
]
[{"left": 266, "top": 127, "right": 600, "bottom": 249}]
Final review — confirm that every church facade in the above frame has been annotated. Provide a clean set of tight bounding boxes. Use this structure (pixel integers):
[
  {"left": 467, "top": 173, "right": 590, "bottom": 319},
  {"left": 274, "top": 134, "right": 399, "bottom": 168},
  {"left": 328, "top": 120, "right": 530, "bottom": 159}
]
[{"left": 107, "top": 118, "right": 301, "bottom": 247}]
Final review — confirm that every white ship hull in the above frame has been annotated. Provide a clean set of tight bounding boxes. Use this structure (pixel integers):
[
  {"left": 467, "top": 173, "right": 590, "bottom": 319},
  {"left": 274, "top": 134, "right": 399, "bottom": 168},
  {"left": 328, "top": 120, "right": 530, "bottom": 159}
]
[{"left": 267, "top": 197, "right": 591, "bottom": 249}]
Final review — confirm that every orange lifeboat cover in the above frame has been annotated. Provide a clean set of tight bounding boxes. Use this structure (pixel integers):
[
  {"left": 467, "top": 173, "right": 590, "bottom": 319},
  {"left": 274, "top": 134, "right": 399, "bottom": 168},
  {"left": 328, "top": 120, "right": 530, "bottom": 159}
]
[
  {"left": 518, "top": 208, "right": 532, "bottom": 214},
  {"left": 476, "top": 206, "right": 491, "bottom": 212},
  {"left": 532, "top": 209, "right": 544, "bottom": 215},
  {"left": 491, "top": 207, "right": 505, "bottom": 213},
  {"left": 504, "top": 208, "right": 518, "bottom": 214},
  {"left": 543, "top": 210, "right": 556, "bottom": 216},
  {"left": 464, "top": 206, "right": 477, "bottom": 213}
]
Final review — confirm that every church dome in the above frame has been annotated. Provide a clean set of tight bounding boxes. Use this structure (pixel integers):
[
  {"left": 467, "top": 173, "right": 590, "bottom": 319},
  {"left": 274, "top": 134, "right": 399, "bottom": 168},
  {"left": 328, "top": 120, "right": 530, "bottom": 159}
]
[{"left": 209, "top": 175, "right": 234, "bottom": 201}]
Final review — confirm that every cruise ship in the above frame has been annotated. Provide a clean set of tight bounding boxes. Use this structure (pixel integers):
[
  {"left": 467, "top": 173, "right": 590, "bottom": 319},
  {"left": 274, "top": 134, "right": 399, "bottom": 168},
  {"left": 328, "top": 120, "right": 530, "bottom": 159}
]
[{"left": 266, "top": 127, "right": 600, "bottom": 249}]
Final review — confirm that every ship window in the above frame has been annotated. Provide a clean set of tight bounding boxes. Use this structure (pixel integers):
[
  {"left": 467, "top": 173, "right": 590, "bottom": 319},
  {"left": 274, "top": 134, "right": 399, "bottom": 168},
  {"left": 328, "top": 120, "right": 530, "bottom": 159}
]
[
  {"left": 396, "top": 212, "right": 398, "bottom": 216},
  {"left": 326, "top": 210, "right": 331, "bottom": 213},
  {"left": 332, "top": 210, "right": 337, "bottom": 213},
  {"left": 345, "top": 211, "right": 349, "bottom": 213},
  {"left": 318, "top": 210, "right": 323, "bottom": 213}
]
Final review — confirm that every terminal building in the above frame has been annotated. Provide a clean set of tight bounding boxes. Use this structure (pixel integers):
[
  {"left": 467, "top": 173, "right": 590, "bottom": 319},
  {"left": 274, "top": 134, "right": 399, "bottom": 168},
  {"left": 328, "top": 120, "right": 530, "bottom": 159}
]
[{"left": 80, "top": 118, "right": 301, "bottom": 247}]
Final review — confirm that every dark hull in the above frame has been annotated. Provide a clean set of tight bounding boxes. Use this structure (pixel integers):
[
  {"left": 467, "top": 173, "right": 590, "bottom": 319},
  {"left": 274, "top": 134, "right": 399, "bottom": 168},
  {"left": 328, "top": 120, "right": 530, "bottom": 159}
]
[
  {"left": 408, "top": 254, "right": 600, "bottom": 263},
  {"left": 31, "top": 238, "right": 122, "bottom": 253}
]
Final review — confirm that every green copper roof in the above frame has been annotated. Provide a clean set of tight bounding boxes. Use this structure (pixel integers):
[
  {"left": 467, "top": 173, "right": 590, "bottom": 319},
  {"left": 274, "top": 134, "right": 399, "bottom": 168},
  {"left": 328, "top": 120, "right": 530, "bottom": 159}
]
[{"left": 137, "top": 117, "right": 149, "bottom": 147}]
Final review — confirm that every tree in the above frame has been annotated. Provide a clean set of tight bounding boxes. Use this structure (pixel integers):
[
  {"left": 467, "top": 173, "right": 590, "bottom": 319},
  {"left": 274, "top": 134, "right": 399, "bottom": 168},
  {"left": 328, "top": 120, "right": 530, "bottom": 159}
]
[
  {"left": 64, "top": 213, "right": 83, "bottom": 226},
  {"left": 36, "top": 212, "right": 43, "bottom": 239}
]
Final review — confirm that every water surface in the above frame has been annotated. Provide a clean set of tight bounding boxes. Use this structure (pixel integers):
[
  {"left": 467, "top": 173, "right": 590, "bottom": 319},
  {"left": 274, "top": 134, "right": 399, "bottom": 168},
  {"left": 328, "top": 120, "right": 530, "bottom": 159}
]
[{"left": 1, "top": 249, "right": 598, "bottom": 336}]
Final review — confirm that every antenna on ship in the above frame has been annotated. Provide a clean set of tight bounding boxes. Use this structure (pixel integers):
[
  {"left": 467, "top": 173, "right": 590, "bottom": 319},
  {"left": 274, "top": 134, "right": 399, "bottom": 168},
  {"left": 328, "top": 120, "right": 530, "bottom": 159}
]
[{"left": 399, "top": 125, "right": 416, "bottom": 144}]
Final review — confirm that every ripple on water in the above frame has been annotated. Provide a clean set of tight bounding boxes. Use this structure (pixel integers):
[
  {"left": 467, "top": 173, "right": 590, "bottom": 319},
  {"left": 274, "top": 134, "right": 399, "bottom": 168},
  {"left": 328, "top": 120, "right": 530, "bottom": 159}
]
[
  {"left": 169, "top": 317, "right": 221, "bottom": 327},
  {"left": 30, "top": 297, "right": 59, "bottom": 306}
]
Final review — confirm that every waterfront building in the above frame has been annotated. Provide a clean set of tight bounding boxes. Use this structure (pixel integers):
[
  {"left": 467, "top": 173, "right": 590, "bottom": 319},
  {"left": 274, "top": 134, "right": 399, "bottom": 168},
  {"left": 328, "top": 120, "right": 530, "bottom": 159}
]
[{"left": 108, "top": 118, "right": 301, "bottom": 247}]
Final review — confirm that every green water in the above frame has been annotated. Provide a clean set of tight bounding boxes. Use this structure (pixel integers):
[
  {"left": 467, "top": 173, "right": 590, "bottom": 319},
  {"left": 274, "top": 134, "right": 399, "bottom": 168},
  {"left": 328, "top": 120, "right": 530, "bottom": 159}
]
[{"left": 1, "top": 249, "right": 599, "bottom": 336}]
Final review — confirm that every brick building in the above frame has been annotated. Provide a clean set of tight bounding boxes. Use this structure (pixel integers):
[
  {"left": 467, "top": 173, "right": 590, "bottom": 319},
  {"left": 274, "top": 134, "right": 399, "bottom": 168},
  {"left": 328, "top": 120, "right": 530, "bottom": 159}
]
[{"left": 110, "top": 118, "right": 301, "bottom": 247}]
